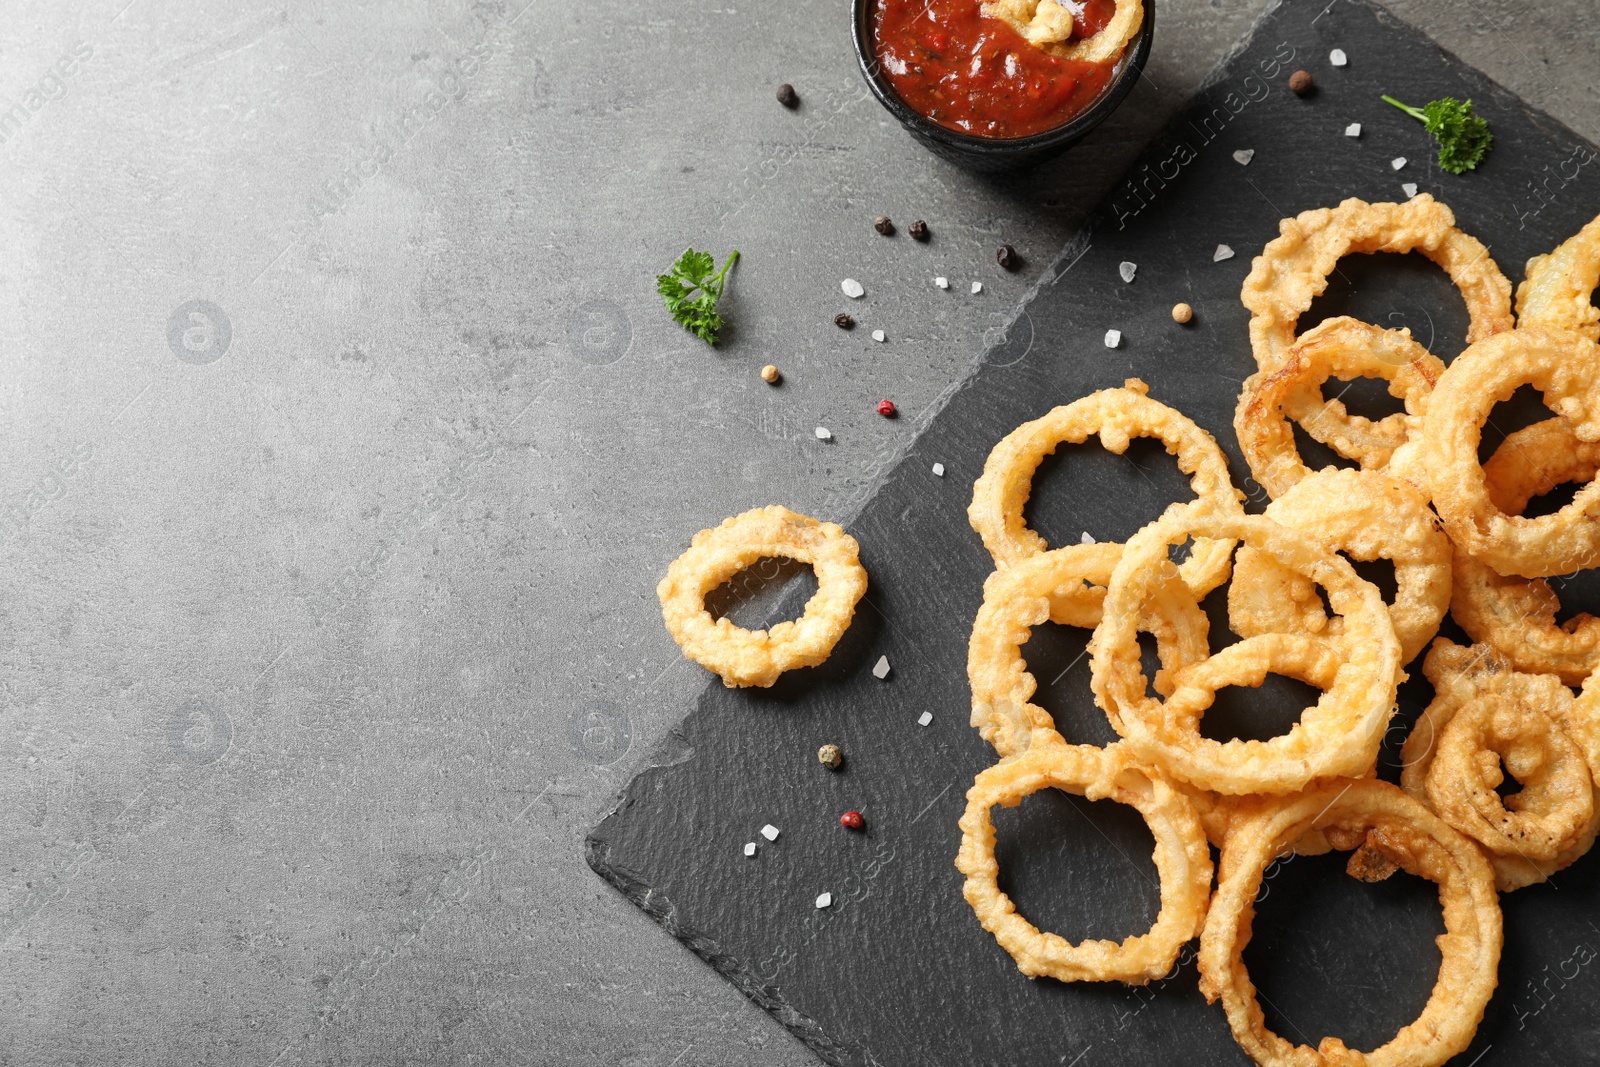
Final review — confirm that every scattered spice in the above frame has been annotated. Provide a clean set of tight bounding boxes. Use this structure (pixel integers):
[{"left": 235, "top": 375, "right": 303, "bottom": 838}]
[
  {"left": 815, "top": 426, "right": 832, "bottom": 440},
  {"left": 872, "top": 655, "right": 891, "bottom": 679},
  {"left": 818, "top": 743, "right": 844, "bottom": 770},
  {"left": 815, "top": 892, "right": 833, "bottom": 909},
  {"left": 917, "top": 711, "right": 933, "bottom": 727},
  {"left": 1080, "top": 531, "right": 1096, "bottom": 545},
  {"left": 1232, "top": 149, "right": 1254, "bottom": 166},
  {"left": 1402, "top": 182, "right": 1419, "bottom": 198},
  {"left": 744, "top": 842, "right": 758, "bottom": 857},
  {"left": 761, "top": 824, "right": 781, "bottom": 841},
  {"left": 877, "top": 399, "right": 896, "bottom": 417},
  {"left": 760, "top": 364, "right": 780, "bottom": 384},
  {"left": 1104, "top": 329, "right": 1122, "bottom": 349},
  {"left": 908, "top": 219, "right": 929, "bottom": 241},
  {"left": 935, "top": 276, "right": 949, "bottom": 289},
  {"left": 1345, "top": 122, "right": 1362, "bottom": 138},
  {"left": 835, "top": 312, "right": 856, "bottom": 329},
  {"left": 840, "top": 810, "right": 865, "bottom": 831},
  {"left": 1119, "top": 261, "right": 1138, "bottom": 282},
  {"left": 931, "top": 462, "right": 945, "bottom": 477},
  {"left": 1328, "top": 48, "right": 1347, "bottom": 68},
  {"left": 970, "top": 281, "right": 983, "bottom": 294},
  {"left": 874, "top": 215, "right": 895, "bottom": 236},
  {"left": 1172, "top": 302, "right": 1194, "bottom": 324},
  {"left": 1288, "top": 69, "right": 1313, "bottom": 95},
  {"left": 776, "top": 83, "right": 799, "bottom": 108},
  {"left": 1214, "top": 244, "right": 1235, "bottom": 262},
  {"left": 841, "top": 278, "right": 865, "bottom": 299},
  {"left": 996, "top": 244, "right": 1019, "bottom": 270},
  {"left": 872, "top": 329, "right": 887, "bottom": 342},
  {"left": 1391, "top": 156, "right": 1407, "bottom": 170}
]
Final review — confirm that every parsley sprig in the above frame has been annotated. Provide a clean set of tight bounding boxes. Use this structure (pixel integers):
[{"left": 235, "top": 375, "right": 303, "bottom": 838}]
[
  {"left": 657, "top": 248, "right": 741, "bottom": 344},
  {"left": 1381, "top": 95, "right": 1493, "bottom": 175}
]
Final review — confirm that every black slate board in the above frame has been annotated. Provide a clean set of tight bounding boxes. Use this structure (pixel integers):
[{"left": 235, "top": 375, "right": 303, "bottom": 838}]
[{"left": 587, "top": 1, "right": 1600, "bottom": 1063}]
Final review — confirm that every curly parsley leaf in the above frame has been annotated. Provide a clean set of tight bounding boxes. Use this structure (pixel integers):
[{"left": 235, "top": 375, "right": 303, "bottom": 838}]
[
  {"left": 1381, "top": 95, "right": 1493, "bottom": 175},
  {"left": 657, "top": 248, "right": 740, "bottom": 344}
]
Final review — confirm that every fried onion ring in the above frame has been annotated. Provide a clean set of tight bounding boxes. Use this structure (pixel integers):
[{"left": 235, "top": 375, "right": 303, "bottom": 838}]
[
  {"left": 1401, "top": 639, "right": 1598, "bottom": 892},
  {"left": 656, "top": 505, "right": 867, "bottom": 688},
  {"left": 1450, "top": 418, "right": 1600, "bottom": 685},
  {"left": 1516, "top": 211, "right": 1600, "bottom": 342},
  {"left": 1236, "top": 317, "right": 1441, "bottom": 498},
  {"left": 1198, "top": 779, "right": 1502, "bottom": 1067},
  {"left": 956, "top": 744, "right": 1212, "bottom": 984},
  {"left": 983, "top": 0, "right": 1143, "bottom": 64},
  {"left": 1228, "top": 468, "right": 1451, "bottom": 664},
  {"left": 968, "top": 379, "right": 1243, "bottom": 592},
  {"left": 1240, "top": 193, "right": 1512, "bottom": 374},
  {"left": 1420, "top": 326, "right": 1600, "bottom": 578},
  {"left": 1090, "top": 503, "right": 1402, "bottom": 795},
  {"left": 968, "top": 545, "right": 1211, "bottom": 757}
]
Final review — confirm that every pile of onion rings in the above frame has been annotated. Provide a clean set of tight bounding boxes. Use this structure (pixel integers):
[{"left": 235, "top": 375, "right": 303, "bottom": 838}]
[{"left": 952, "top": 202, "right": 1600, "bottom": 1066}]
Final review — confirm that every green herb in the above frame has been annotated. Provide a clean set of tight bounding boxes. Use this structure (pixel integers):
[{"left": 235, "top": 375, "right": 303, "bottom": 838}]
[
  {"left": 656, "top": 248, "right": 740, "bottom": 344},
  {"left": 1381, "top": 95, "right": 1493, "bottom": 175}
]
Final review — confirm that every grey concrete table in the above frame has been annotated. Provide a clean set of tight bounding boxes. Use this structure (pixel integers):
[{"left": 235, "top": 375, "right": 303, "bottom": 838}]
[{"left": 0, "top": 1, "right": 1593, "bottom": 1064}]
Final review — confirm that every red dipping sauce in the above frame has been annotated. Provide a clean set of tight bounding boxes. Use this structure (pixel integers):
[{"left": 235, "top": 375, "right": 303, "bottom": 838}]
[{"left": 872, "top": 0, "right": 1122, "bottom": 139}]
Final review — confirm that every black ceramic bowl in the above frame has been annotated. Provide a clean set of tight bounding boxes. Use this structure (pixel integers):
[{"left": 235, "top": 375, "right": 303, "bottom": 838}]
[{"left": 852, "top": 0, "right": 1154, "bottom": 173}]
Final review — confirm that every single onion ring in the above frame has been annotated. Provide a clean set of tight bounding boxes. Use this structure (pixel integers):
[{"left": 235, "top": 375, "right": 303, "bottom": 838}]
[
  {"left": 1241, "top": 193, "right": 1513, "bottom": 374},
  {"left": 1199, "top": 779, "right": 1502, "bottom": 1067},
  {"left": 656, "top": 505, "right": 867, "bottom": 688},
  {"left": 955, "top": 744, "right": 1212, "bottom": 985},
  {"left": 1516, "top": 211, "right": 1600, "bottom": 342},
  {"left": 1090, "top": 503, "right": 1402, "bottom": 795},
  {"left": 1420, "top": 326, "right": 1600, "bottom": 578},
  {"left": 1401, "top": 639, "right": 1598, "bottom": 892},
  {"left": 1235, "top": 317, "right": 1440, "bottom": 498},
  {"left": 980, "top": 0, "right": 1076, "bottom": 48},
  {"left": 1228, "top": 467, "right": 1451, "bottom": 664},
  {"left": 1032, "top": 0, "right": 1143, "bottom": 64},
  {"left": 1451, "top": 418, "right": 1600, "bottom": 685},
  {"left": 969, "top": 379, "right": 1243, "bottom": 592},
  {"left": 968, "top": 545, "right": 1211, "bottom": 757}
]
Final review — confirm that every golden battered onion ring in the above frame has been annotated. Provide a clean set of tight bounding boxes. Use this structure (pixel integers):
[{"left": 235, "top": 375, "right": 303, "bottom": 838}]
[
  {"left": 1090, "top": 503, "right": 1402, "bottom": 795},
  {"left": 1235, "top": 318, "right": 1440, "bottom": 498},
  {"left": 955, "top": 744, "right": 1212, "bottom": 984},
  {"left": 968, "top": 545, "right": 1211, "bottom": 757},
  {"left": 1198, "top": 779, "right": 1502, "bottom": 1067},
  {"left": 1401, "top": 639, "right": 1598, "bottom": 892},
  {"left": 656, "top": 505, "right": 867, "bottom": 688},
  {"left": 1228, "top": 468, "right": 1451, "bottom": 664},
  {"left": 969, "top": 379, "right": 1243, "bottom": 592},
  {"left": 984, "top": 0, "right": 1143, "bottom": 63},
  {"left": 1420, "top": 326, "right": 1600, "bottom": 578},
  {"left": 1451, "top": 418, "right": 1600, "bottom": 685},
  {"left": 1240, "top": 193, "right": 1513, "bottom": 374},
  {"left": 1516, "top": 211, "right": 1600, "bottom": 342}
]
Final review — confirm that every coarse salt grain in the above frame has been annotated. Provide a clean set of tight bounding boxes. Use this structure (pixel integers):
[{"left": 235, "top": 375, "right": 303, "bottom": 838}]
[
  {"left": 1402, "top": 182, "right": 1418, "bottom": 198},
  {"left": 816, "top": 892, "right": 832, "bottom": 909},
  {"left": 1345, "top": 122, "right": 1361, "bottom": 138},
  {"left": 1391, "top": 157, "right": 1407, "bottom": 171},
  {"left": 872, "top": 329, "right": 886, "bottom": 342},
  {"left": 917, "top": 711, "right": 933, "bottom": 727},
  {"left": 935, "top": 276, "right": 949, "bottom": 289},
  {"left": 1214, "top": 244, "right": 1235, "bottom": 262},
  {"left": 971, "top": 281, "right": 983, "bottom": 294},
  {"left": 1081, "top": 531, "right": 1096, "bottom": 545},
  {"left": 761, "top": 824, "right": 780, "bottom": 841},
  {"left": 932, "top": 462, "right": 945, "bottom": 476},
  {"left": 1104, "top": 329, "right": 1121, "bottom": 349},
  {"left": 814, "top": 426, "right": 831, "bottom": 440},
  {"left": 744, "top": 842, "right": 757, "bottom": 858},
  {"left": 1119, "top": 261, "right": 1137, "bottom": 282},
  {"left": 1329, "top": 48, "right": 1347, "bottom": 67},
  {"left": 841, "top": 278, "right": 864, "bottom": 299},
  {"left": 1232, "top": 149, "right": 1255, "bottom": 166},
  {"left": 872, "top": 655, "right": 891, "bottom": 679}
]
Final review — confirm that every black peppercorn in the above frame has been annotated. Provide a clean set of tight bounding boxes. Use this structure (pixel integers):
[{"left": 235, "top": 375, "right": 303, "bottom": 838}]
[
  {"left": 835, "top": 313, "right": 855, "bottom": 329},
  {"left": 873, "top": 215, "right": 895, "bottom": 236},
  {"left": 996, "top": 244, "right": 1019, "bottom": 270},
  {"left": 908, "top": 219, "right": 929, "bottom": 241},
  {"left": 776, "top": 83, "right": 799, "bottom": 109}
]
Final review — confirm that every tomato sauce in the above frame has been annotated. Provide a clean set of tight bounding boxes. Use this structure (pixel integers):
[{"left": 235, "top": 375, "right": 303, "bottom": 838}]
[{"left": 872, "top": 0, "right": 1122, "bottom": 139}]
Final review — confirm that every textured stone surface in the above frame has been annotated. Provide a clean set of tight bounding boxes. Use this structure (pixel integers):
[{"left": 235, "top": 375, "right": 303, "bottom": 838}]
[{"left": 0, "top": 0, "right": 1595, "bottom": 1064}]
